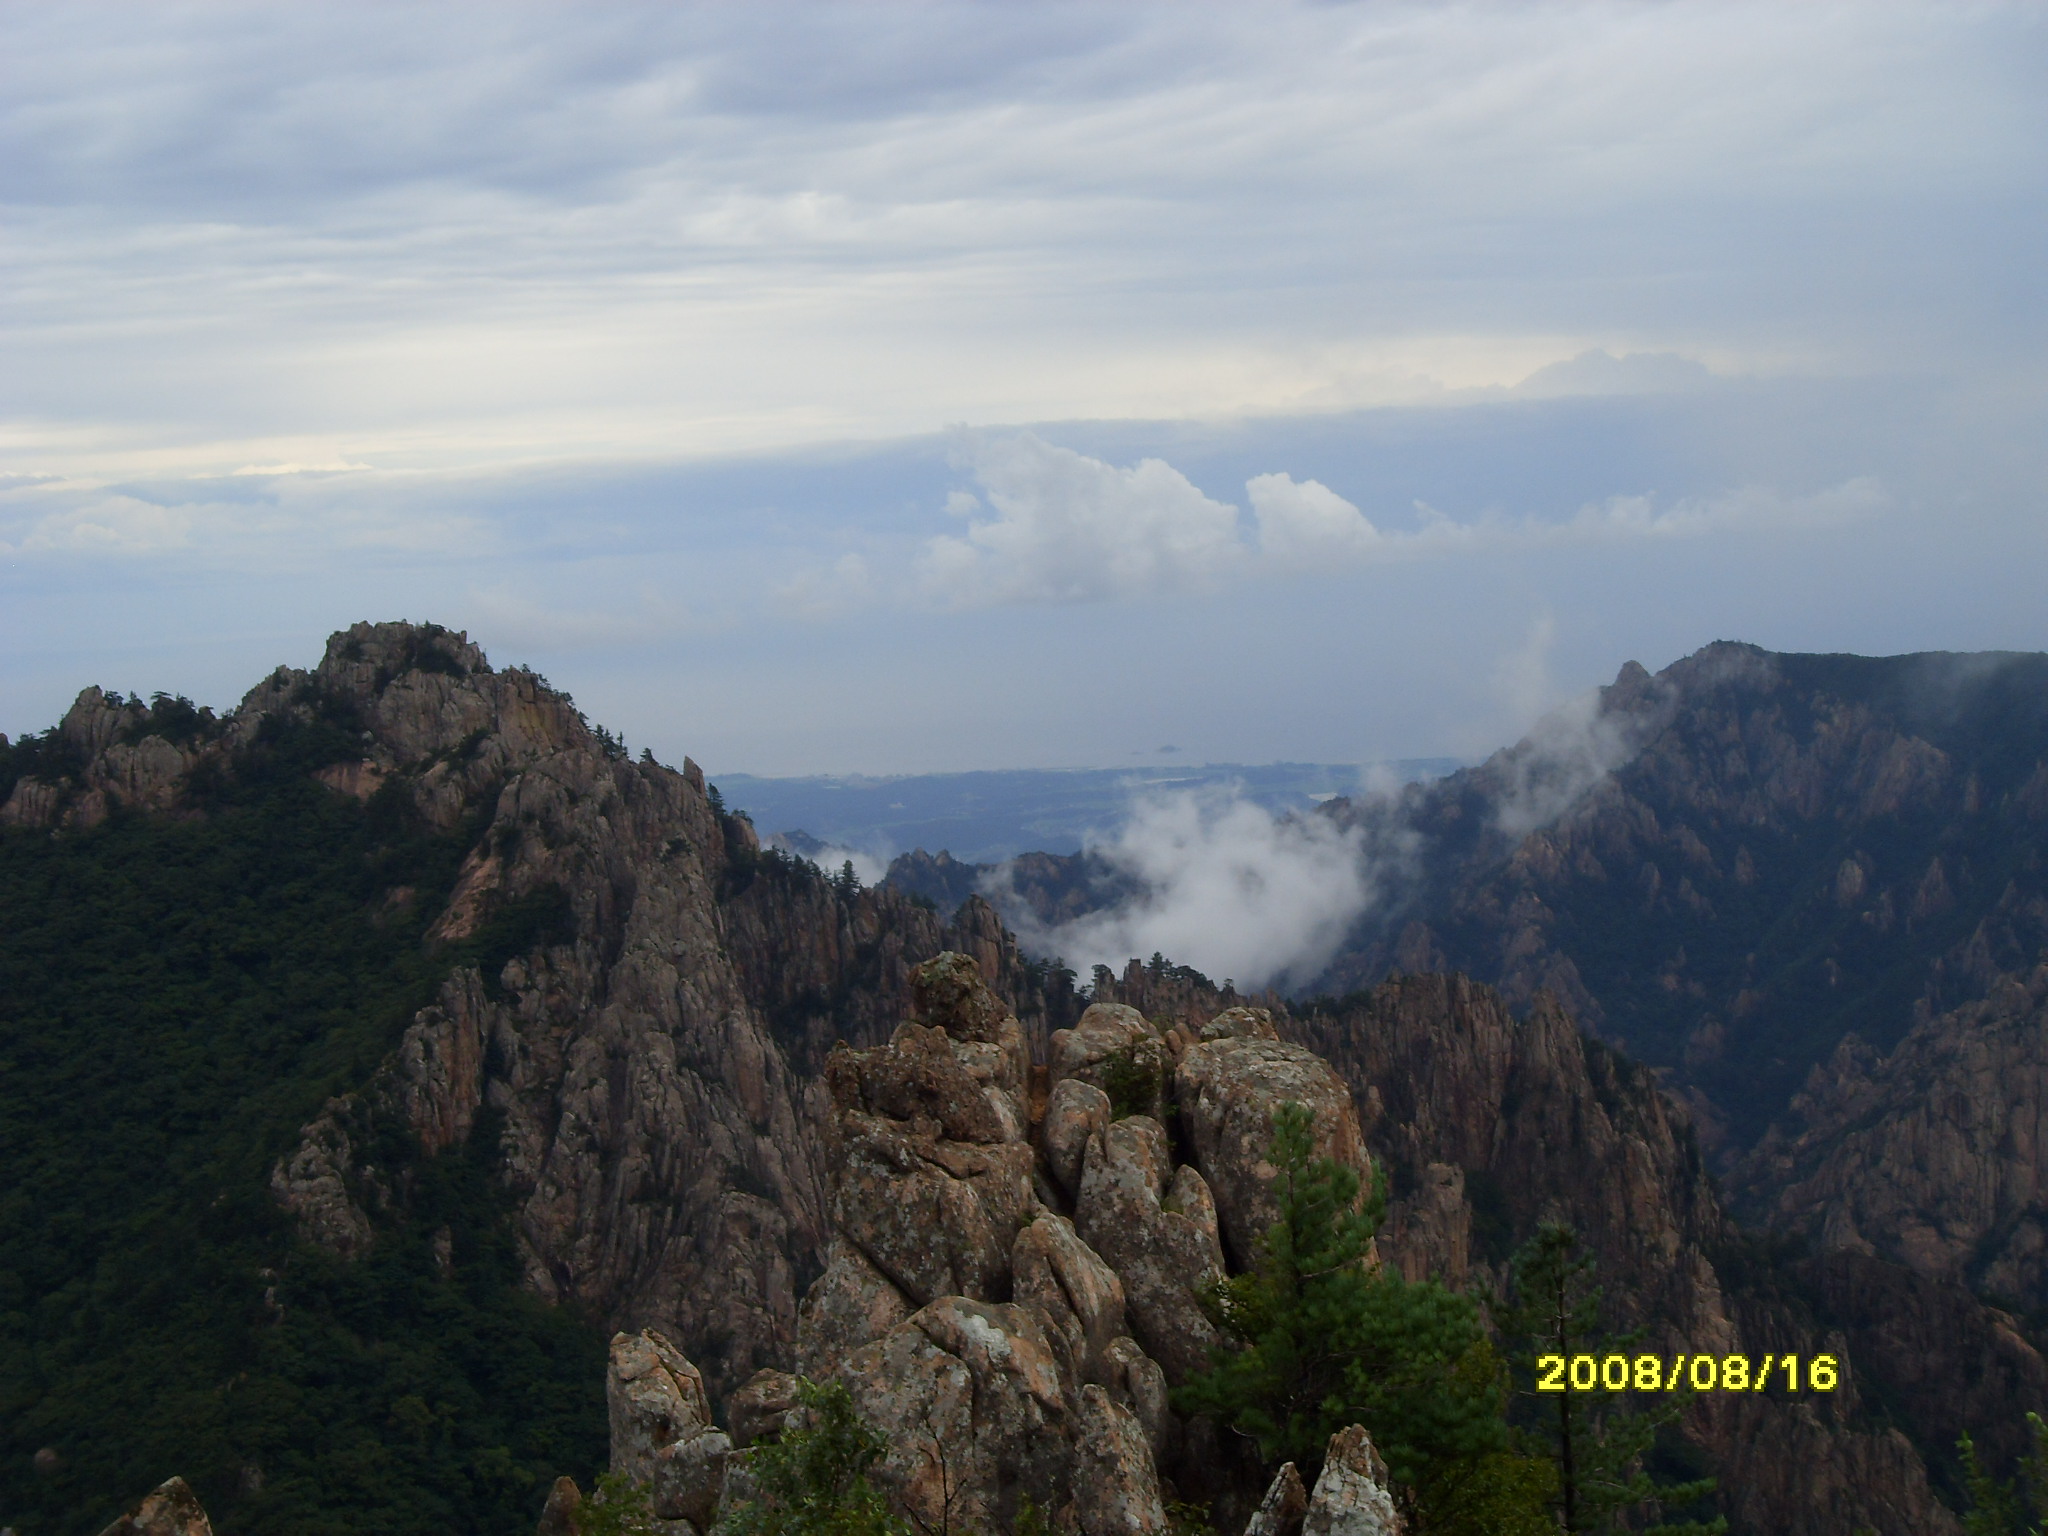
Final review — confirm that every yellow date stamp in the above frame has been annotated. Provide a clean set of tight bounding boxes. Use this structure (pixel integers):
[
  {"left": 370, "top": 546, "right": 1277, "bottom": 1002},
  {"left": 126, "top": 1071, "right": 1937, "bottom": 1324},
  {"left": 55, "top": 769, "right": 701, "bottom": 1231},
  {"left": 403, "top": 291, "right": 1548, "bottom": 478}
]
[{"left": 1536, "top": 1353, "right": 1840, "bottom": 1393}]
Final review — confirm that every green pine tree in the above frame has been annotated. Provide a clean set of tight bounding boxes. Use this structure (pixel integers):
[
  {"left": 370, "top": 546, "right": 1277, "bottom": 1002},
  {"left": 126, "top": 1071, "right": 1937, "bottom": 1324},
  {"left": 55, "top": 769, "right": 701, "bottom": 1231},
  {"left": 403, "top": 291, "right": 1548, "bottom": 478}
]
[
  {"left": 1959, "top": 1413, "right": 2048, "bottom": 1536},
  {"left": 1173, "top": 1103, "right": 1550, "bottom": 1532},
  {"left": 716, "top": 1377, "right": 909, "bottom": 1536},
  {"left": 1497, "top": 1222, "right": 1723, "bottom": 1535}
]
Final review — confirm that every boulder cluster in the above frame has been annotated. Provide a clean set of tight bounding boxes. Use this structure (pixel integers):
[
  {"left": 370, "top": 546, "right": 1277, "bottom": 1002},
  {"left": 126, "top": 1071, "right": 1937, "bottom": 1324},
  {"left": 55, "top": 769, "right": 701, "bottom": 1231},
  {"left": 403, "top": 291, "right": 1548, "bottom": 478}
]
[{"left": 570, "top": 952, "right": 1403, "bottom": 1536}]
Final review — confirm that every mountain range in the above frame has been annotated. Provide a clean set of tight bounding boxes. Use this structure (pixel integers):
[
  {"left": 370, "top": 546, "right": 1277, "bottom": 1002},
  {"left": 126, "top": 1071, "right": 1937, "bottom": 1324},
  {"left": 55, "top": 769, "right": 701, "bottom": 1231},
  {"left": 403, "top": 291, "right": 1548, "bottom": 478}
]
[{"left": 4, "top": 623, "right": 2046, "bottom": 1535}]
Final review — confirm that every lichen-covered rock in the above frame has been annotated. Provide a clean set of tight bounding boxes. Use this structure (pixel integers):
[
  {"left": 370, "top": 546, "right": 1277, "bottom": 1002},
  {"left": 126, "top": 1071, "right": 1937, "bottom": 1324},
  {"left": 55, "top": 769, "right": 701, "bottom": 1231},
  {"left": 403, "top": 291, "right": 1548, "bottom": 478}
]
[
  {"left": 94, "top": 1477, "right": 213, "bottom": 1536},
  {"left": 1074, "top": 1116, "right": 1226, "bottom": 1384},
  {"left": 796, "top": 1237, "right": 916, "bottom": 1377},
  {"left": 1012, "top": 1210, "right": 1128, "bottom": 1384},
  {"left": 609, "top": 1328, "right": 713, "bottom": 1472},
  {"left": 1174, "top": 1034, "right": 1371, "bottom": 1271},
  {"left": 1243, "top": 1462, "right": 1309, "bottom": 1536},
  {"left": 729, "top": 1368, "right": 805, "bottom": 1448},
  {"left": 836, "top": 1297, "right": 1166, "bottom": 1536},
  {"left": 1102, "top": 1334, "right": 1174, "bottom": 1464},
  {"left": 607, "top": 1329, "right": 730, "bottom": 1525},
  {"left": 1072, "top": 1383, "right": 1169, "bottom": 1536},
  {"left": 1302, "top": 1427, "right": 1403, "bottom": 1536},
  {"left": 1200, "top": 1007, "right": 1281, "bottom": 1043},
  {"left": 830, "top": 1108, "right": 1035, "bottom": 1307},
  {"left": 536, "top": 1476, "right": 582, "bottom": 1536},
  {"left": 1043, "top": 1077, "right": 1112, "bottom": 1194},
  {"left": 1051, "top": 1003, "right": 1153, "bottom": 1089}
]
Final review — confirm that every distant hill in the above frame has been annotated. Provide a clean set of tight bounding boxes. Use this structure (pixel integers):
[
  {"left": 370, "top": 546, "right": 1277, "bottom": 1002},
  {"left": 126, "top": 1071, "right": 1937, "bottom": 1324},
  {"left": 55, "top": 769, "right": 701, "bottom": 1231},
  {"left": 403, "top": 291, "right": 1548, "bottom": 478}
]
[{"left": 713, "top": 759, "right": 1459, "bottom": 865}]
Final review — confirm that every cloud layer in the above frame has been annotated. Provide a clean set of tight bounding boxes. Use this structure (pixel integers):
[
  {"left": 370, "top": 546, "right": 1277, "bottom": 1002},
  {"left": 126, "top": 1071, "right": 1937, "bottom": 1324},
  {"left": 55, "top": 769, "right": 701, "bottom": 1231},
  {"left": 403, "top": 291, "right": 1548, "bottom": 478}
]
[
  {"left": 991, "top": 788, "right": 1376, "bottom": 992},
  {"left": 5, "top": 4, "right": 2042, "bottom": 479},
  {"left": 906, "top": 430, "right": 1886, "bottom": 608}
]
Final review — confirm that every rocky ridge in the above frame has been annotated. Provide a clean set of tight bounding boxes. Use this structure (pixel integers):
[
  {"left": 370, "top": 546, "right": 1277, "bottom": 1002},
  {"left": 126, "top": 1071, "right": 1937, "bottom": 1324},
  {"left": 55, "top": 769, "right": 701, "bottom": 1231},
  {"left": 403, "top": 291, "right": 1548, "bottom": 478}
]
[
  {"left": 558, "top": 954, "right": 1405, "bottom": 1536},
  {"left": 4, "top": 622, "right": 1086, "bottom": 1410}
]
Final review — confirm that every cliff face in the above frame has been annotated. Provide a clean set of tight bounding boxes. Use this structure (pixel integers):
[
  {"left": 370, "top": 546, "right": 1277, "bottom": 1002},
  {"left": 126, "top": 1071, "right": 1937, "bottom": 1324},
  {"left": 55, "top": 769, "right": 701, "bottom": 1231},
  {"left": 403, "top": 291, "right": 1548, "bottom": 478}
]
[
  {"left": 1288, "top": 973, "right": 1984, "bottom": 1536},
  {"left": 1317, "top": 645, "right": 2048, "bottom": 1162},
  {"left": 1737, "top": 964, "right": 2048, "bottom": 1303},
  {"left": 5, "top": 622, "right": 1083, "bottom": 1407}
]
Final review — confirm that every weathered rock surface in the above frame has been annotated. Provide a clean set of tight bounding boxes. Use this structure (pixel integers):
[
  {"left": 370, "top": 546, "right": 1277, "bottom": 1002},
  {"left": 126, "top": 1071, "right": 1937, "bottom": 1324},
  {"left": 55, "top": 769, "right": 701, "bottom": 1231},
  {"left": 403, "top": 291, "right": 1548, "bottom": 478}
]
[
  {"left": 1074, "top": 1115, "right": 1226, "bottom": 1384},
  {"left": 728, "top": 1368, "right": 804, "bottom": 1448},
  {"left": 1739, "top": 965, "right": 2048, "bottom": 1301},
  {"left": 795, "top": 1236, "right": 916, "bottom": 1378},
  {"left": 1243, "top": 1462, "right": 1309, "bottom": 1536},
  {"left": 607, "top": 1328, "right": 731, "bottom": 1528},
  {"left": 1012, "top": 1210, "right": 1127, "bottom": 1384},
  {"left": 94, "top": 1478, "right": 213, "bottom": 1536},
  {"left": 836, "top": 1297, "right": 1165, "bottom": 1536},
  {"left": 536, "top": 1475, "right": 582, "bottom": 1536},
  {"left": 1043, "top": 1077, "right": 1113, "bottom": 1195},
  {"left": 1301, "top": 1428, "right": 1402, "bottom": 1536},
  {"left": 1173, "top": 1034, "right": 1372, "bottom": 1271}
]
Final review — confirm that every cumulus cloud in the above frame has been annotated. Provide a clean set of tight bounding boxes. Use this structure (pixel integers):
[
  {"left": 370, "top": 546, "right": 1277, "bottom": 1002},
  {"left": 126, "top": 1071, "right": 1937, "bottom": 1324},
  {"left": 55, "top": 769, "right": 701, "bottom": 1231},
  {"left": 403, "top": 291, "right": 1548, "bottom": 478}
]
[
  {"left": 1246, "top": 472, "right": 1382, "bottom": 565},
  {"left": 920, "top": 432, "right": 1245, "bottom": 605},
  {"left": 991, "top": 788, "right": 1374, "bottom": 990},
  {"left": 916, "top": 434, "right": 1889, "bottom": 610}
]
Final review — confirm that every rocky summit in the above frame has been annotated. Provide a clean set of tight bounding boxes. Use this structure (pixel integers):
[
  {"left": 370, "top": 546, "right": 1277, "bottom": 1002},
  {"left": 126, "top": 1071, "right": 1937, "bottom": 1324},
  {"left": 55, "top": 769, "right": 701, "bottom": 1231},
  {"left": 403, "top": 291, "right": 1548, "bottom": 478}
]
[{"left": 3, "top": 622, "right": 2047, "bottom": 1535}]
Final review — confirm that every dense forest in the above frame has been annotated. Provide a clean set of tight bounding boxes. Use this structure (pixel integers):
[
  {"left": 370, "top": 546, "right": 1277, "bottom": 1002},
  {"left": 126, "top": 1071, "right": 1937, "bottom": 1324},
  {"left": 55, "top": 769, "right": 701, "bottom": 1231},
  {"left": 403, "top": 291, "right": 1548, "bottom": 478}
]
[{"left": 0, "top": 703, "right": 608, "bottom": 1535}]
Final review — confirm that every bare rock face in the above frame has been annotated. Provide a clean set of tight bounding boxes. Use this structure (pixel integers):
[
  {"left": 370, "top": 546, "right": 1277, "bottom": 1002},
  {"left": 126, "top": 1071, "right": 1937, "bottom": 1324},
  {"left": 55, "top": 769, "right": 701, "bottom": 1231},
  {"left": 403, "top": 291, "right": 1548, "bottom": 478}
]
[
  {"left": 836, "top": 1296, "right": 1165, "bottom": 1536},
  {"left": 824, "top": 1041, "right": 1037, "bottom": 1309},
  {"left": 1043, "top": 1077, "right": 1112, "bottom": 1195},
  {"left": 536, "top": 1476, "right": 582, "bottom": 1536},
  {"left": 728, "top": 1369, "right": 804, "bottom": 1448},
  {"left": 1173, "top": 1035, "right": 1372, "bottom": 1272},
  {"left": 1301, "top": 1427, "right": 1403, "bottom": 1536},
  {"left": 94, "top": 1477, "right": 213, "bottom": 1536},
  {"left": 1741, "top": 966, "right": 2048, "bottom": 1302},
  {"left": 607, "top": 1329, "right": 732, "bottom": 1530},
  {"left": 1243, "top": 1462, "right": 1309, "bottom": 1536},
  {"left": 1074, "top": 1115, "right": 1226, "bottom": 1384},
  {"left": 795, "top": 1237, "right": 916, "bottom": 1377},
  {"left": 1051, "top": 1003, "right": 1151, "bottom": 1082},
  {"left": 1012, "top": 1210, "right": 1128, "bottom": 1384},
  {"left": 1200, "top": 1007, "right": 1281, "bottom": 1043}
]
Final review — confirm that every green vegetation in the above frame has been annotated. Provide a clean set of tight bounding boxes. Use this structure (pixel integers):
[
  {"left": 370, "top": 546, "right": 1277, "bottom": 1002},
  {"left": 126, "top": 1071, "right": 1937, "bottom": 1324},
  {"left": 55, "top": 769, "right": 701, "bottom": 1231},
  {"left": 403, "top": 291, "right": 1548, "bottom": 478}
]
[
  {"left": 577, "top": 1472, "right": 660, "bottom": 1536},
  {"left": 1173, "top": 1103, "right": 1552, "bottom": 1533},
  {"left": 716, "top": 1378, "right": 907, "bottom": 1536},
  {"left": 0, "top": 715, "right": 607, "bottom": 1535},
  {"left": 1097, "top": 1039, "right": 1167, "bottom": 1121},
  {"left": 1497, "top": 1223, "right": 1721, "bottom": 1535},
  {"left": 1959, "top": 1414, "right": 2048, "bottom": 1536}
]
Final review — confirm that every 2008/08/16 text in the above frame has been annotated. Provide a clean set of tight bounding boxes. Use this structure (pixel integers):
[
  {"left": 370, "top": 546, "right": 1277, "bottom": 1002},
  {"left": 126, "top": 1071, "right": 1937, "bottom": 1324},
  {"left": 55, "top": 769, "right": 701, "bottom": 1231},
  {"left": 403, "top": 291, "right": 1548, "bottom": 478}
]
[{"left": 1536, "top": 1353, "right": 1840, "bottom": 1393}]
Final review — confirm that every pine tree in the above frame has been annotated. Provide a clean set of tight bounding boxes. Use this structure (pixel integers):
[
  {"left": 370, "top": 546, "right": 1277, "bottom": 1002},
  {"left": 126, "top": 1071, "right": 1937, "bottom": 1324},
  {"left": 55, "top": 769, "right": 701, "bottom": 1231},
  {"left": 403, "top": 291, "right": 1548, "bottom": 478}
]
[
  {"left": 1497, "top": 1223, "right": 1722, "bottom": 1535},
  {"left": 716, "top": 1377, "right": 908, "bottom": 1536},
  {"left": 1173, "top": 1103, "right": 1548, "bottom": 1531},
  {"left": 1959, "top": 1412, "right": 2048, "bottom": 1536}
]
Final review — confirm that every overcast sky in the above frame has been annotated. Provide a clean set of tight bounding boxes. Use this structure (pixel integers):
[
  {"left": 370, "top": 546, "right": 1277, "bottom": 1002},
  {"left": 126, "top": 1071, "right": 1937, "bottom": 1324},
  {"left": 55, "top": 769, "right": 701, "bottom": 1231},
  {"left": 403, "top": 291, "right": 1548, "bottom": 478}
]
[{"left": 4, "top": 1, "right": 2044, "bottom": 773}]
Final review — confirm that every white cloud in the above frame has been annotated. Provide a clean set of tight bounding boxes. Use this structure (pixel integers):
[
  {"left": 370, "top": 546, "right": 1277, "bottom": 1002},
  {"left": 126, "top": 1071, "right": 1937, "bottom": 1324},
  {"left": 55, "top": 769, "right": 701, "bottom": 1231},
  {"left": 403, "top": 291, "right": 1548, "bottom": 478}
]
[
  {"left": 1247, "top": 472, "right": 1382, "bottom": 565},
  {"left": 920, "top": 432, "right": 1244, "bottom": 606},
  {"left": 991, "top": 788, "right": 1374, "bottom": 990},
  {"left": 910, "top": 434, "right": 1889, "bottom": 610}
]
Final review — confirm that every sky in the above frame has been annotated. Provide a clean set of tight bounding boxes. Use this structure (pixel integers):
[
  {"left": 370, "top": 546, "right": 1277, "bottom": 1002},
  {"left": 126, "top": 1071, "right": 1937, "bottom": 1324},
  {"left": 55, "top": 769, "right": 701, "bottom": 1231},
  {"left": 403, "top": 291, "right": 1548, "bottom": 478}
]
[{"left": 4, "top": 1, "right": 2046, "bottom": 776}]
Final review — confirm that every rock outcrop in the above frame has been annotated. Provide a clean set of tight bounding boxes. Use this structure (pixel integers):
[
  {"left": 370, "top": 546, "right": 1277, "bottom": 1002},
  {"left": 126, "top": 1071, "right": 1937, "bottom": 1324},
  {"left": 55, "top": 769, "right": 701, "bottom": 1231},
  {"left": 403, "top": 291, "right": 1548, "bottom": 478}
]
[
  {"left": 806, "top": 955, "right": 1174, "bottom": 1536},
  {"left": 1242, "top": 1462, "right": 1309, "bottom": 1536},
  {"left": 1301, "top": 1428, "right": 1402, "bottom": 1536},
  {"left": 94, "top": 1477, "right": 213, "bottom": 1536},
  {"left": 189, "top": 623, "right": 1088, "bottom": 1404},
  {"left": 1740, "top": 965, "right": 2048, "bottom": 1300},
  {"left": 608, "top": 1329, "right": 732, "bottom": 1532}
]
